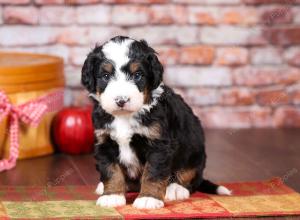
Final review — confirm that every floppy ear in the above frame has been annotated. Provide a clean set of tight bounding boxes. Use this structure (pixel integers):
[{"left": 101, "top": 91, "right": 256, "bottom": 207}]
[
  {"left": 81, "top": 53, "right": 100, "bottom": 93},
  {"left": 138, "top": 40, "right": 163, "bottom": 90},
  {"left": 139, "top": 40, "right": 163, "bottom": 90},
  {"left": 148, "top": 52, "right": 164, "bottom": 90}
]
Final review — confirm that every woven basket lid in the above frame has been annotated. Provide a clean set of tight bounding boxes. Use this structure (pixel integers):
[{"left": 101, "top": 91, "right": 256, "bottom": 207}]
[{"left": 0, "top": 52, "right": 65, "bottom": 94}]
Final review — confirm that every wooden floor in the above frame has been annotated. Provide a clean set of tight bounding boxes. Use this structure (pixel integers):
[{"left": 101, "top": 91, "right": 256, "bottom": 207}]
[{"left": 0, "top": 129, "right": 299, "bottom": 220}]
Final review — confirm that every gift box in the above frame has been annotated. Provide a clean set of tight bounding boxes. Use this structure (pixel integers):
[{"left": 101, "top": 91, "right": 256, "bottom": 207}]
[{"left": 0, "top": 52, "right": 65, "bottom": 171}]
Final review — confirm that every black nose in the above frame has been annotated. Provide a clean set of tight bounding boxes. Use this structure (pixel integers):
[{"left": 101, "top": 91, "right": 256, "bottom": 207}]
[{"left": 115, "top": 97, "right": 129, "bottom": 108}]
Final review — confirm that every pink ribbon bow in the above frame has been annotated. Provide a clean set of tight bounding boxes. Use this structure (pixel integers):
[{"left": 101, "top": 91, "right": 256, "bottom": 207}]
[{"left": 0, "top": 90, "right": 62, "bottom": 172}]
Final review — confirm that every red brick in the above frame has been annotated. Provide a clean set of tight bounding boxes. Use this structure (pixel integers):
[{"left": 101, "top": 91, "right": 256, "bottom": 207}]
[
  {"left": 56, "top": 27, "right": 88, "bottom": 45},
  {"left": 35, "top": 0, "right": 64, "bottom": 4},
  {"left": 66, "top": 0, "right": 101, "bottom": 3},
  {"left": 292, "top": 90, "right": 300, "bottom": 104},
  {"left": 3, "top": 7, "right": 38, "bottom": 24},
  {"left": 274, "top": 107, "right": 300, "bottom": 127},
  {"left": 221, "top": 7, "right": 258, "bottom": 25},
  {"left": 149, "top": 5, "right": 187, "bottom": 25},
  {"left": 57, "top": 26, "right": 126, "bottom": 46},
  {"left": 281, "top": 68, "right": 300, "bottom": 85},
  {"left": 256, "top": 89, "right": 289, "bottom": 106},
  {"left": 183, "top": 88, "right": 255, "bottom": 106},
  {"left": 188, "top": 7, "right": 218, "bottom": 25},
  {"left": 243, "top": 0, "right": 297, "bottom": 4},
  {"left": 251, "top": 107, "right": 273, "bottom": 127},
  {"left": 102, "top": 0, "right": 168, "bottom": 3},
  {"left": 284, "top": 47, "right": 300, "bottom": 67},
  {"left": 175, "top": 0, "right": 241, "bottom": 4},
  {"left": 112, "top": 6, "right": 149, "bottom": 25},
  {"left": 288, "top": 85, "right": 300, "bottom": 104},
  {"left": 76, "top": 5, "right": 110, "bottom": 24},
  {"left": 264, "top": 27, "right": 300, "bottom": 45},
  {"left": 234, "top": 67, "right": 300, "bottom": 86},
  {"left": 216, "top": 47, "right": 248, "bottom": 66},
  {"left": 0, "top": 0, "right": 30, "bottom": 4},
  {"left": 40, "top": 6, "right": 75, "bottom": 24},
  {"left": 260, "top": 6, "right": 293, "bottom": 25},
  {"left": 35, "top": 0, "right": 101, "bottom": 4},
  {"left": 221, "top": 88, "right": 254, "bottom": 105},
  {"left": 179, "top": 46, "right": 215, "bottom": 65},
  {"left": 155, "top": 46, "right": 179, "bottom": 65}
]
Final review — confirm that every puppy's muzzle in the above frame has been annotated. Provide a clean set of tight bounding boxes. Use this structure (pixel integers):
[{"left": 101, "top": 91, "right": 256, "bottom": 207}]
[{"left": 115, "top": 96, "right": 130, "bottom": 108}]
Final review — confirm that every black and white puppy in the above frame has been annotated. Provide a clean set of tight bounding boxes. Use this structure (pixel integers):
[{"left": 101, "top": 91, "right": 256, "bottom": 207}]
[{"left": 81, "top": 36, "right": 231, "bottom": 209}]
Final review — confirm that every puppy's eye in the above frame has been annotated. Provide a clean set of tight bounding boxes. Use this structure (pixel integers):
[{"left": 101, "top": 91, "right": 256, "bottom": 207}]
[
  {"left": 133, "top": 72, "right": 143, "bottom": 81},
  {"left": 102, "top": 73, "right": 110, "bottom": 82}
]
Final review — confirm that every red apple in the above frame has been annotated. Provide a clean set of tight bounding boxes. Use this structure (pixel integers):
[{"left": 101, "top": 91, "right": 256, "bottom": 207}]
[{"left": 52, "top": 106, "right": 94, "bottom": 154}]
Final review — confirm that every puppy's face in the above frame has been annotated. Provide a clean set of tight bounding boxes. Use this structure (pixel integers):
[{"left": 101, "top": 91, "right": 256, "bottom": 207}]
[{"left": 81, "top": 36, "right": 163, "bottom": 115}]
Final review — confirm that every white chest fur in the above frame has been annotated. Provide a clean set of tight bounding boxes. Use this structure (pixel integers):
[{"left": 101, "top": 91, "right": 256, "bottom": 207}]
[{"left": 109, "top": 115, "right": 142, "bottom": 179}]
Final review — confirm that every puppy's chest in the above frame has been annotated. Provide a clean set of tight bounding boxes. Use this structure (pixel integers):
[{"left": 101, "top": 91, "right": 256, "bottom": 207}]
[
  {"left": 109, "top": 116, "right": 141, "bottom": 145},
  {"left": 108, "top": 116, "right": 146, "bottom": 178}
]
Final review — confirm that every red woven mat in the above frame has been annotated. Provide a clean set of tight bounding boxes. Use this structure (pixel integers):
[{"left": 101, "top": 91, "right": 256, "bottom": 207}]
[{"left": 0, "top": 178, "right": 299, "bottom": 219}]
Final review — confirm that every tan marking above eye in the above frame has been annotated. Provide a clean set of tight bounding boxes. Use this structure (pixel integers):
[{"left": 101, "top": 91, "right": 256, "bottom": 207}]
[
  {"left": 102, "top": 63, "right": 113, "bottom": 73},
  {"left": 130, "top": 62, "right": 140, "bottom": 73}
]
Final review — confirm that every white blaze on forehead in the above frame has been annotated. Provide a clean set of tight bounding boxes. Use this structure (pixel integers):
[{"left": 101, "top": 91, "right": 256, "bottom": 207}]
[
  {"left": 99, "top": 38, "right": 144, "bottom": 114},
  {"left": 102, "top": 39, "right": 134, "bottom": 69}
]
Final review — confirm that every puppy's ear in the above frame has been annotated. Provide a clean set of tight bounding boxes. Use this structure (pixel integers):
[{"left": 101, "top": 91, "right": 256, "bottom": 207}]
[
  {"left": 148, "top": 53, "right": 163, "bottom": 90},
  {"left": 140, "top": 40, "right": 163, "bottom": 90},
  {"left": 81, "top": 52, "right": 100, "bottom": 93}
]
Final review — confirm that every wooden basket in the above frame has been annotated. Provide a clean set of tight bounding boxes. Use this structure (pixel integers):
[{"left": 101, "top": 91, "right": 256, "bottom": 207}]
[{"left": 0, "top": 52, "right": 65, "bottom": 160}]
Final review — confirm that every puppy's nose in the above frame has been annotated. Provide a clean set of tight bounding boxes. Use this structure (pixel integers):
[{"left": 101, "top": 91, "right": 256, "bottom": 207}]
[{"left": 115, "top": 96, "right": 129, "bottom": 108}]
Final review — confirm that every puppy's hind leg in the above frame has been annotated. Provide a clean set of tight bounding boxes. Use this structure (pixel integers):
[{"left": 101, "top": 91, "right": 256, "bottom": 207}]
[{"left": 164, "top": 168, "right": 197, "bottom": 201}]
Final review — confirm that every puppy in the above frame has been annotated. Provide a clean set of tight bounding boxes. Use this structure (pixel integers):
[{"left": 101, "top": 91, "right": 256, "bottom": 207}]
[{"left": 81, "top": 36, "right": 231, "bottom": 209}]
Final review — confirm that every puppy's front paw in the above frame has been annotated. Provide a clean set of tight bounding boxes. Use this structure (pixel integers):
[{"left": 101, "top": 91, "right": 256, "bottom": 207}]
[
  {"left": 165, "top": 183, "right": 190, "bottom": 201},
  {"left": 96, "top": 194, "right": 126, "bottom": 207},
  {"left": 133, "top": 197, "right": 164, "bottom": 209},
  {"left": 95, "top": 182, "right": 104, "bottom": 195}
]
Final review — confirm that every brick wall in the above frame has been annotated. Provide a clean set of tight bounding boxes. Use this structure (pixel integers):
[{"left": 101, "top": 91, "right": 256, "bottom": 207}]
[{"left": 1, "top": 0, "right": 300, "bottom": 128}]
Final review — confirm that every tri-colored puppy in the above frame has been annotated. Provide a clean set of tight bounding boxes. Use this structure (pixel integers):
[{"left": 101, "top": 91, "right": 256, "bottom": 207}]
[{"left": 81, "top": 36, "right": 231, "bottom": 209}]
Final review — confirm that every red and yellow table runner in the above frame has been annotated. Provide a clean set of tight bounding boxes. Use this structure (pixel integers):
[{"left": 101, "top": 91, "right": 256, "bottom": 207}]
[{"left": 0, "top": 178, "right": 299, "bottom": 219}]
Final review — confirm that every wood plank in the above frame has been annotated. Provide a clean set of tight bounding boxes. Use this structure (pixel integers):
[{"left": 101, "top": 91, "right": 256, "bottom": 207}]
[
  {"left": 0, "top": 154, "right": 85, "bottom": 186},
  {"left": 66, "top": 154, "right": 99, "bottom": 185}
]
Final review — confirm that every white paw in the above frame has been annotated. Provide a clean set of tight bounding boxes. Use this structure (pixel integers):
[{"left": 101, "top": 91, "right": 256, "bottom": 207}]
[
  {"left": 133, "top": 197, "right": 164, "bottom": 209},
  {"left": 217, "top": 185, "right": 232, "bottom": 195},
  {"left": 95, "top": 182, "right": 104, "bottom": 195},
  {"left": 165, "top": 183, "right": 190, "bottom": 201},
  {"left": 96, "top": 194, "right": 126, "bottom": 207}
]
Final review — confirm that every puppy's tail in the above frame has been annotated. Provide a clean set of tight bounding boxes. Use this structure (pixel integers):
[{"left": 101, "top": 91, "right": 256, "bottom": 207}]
[{"left": 197, "top": 179, "right": 232, "bottom": 195}]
